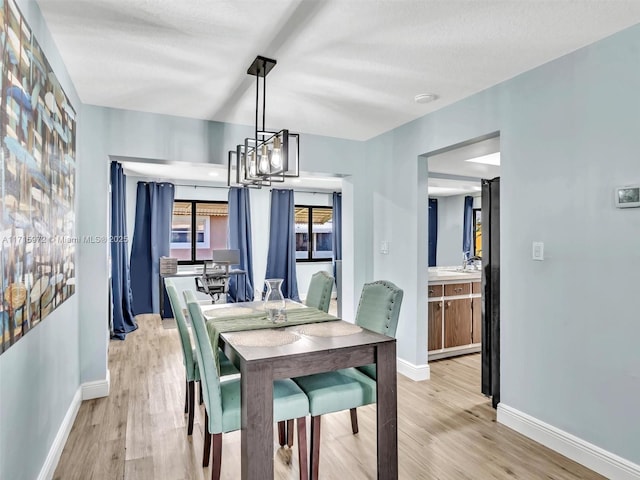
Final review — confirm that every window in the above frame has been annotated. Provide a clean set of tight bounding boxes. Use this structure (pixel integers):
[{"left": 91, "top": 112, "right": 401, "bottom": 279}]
[
  {"left": 473, "top": 208, "right": 482, "bottom": 257},
  {"left": 295, "top": 205, "right": 333, "bottom": 261},
  {"left": 170, "top": 200, "right": 228, "bottom": 263}
]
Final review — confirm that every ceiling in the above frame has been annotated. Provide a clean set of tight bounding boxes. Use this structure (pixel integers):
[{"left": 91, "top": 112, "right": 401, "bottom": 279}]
[
  {"left": 427, "top": 136, "right": 499, "bottom": 196},
  {"left": 36, "top": 1, "right": 640, "bottom": 141}
]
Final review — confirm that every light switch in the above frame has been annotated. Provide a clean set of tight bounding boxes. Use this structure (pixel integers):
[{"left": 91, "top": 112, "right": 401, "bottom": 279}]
[
  {"left": 380, "top": 241, "right": 389, "bottom": 254},
  {"left": 532, "top": 241, "right": 544, "bottom": 261}
]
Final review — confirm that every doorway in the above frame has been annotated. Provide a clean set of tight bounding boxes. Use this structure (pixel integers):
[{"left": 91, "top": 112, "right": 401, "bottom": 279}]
[{"left": 425, "top": 132, "right": 501, "bottom": 408}]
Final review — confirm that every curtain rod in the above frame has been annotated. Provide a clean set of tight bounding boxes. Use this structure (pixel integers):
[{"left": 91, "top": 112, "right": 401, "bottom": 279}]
[
  {"left": 269, "top": 188, "right": 340, "bottom": 195},
  {"left": 173, "top": 183, "right": 229, "bottom": 190},
  {"left": 174, "top": 183, "right": 339, "bottom": 195}
]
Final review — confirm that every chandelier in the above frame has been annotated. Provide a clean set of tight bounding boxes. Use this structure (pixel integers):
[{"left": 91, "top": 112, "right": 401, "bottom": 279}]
[{"left": 227, "top": 56, "right": 299, "bottom": 188}]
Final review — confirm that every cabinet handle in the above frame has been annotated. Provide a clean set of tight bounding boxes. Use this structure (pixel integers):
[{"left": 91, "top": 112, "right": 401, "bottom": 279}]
[
  {"left": 429, "top": 289, "right": 434, "bottom": 294},
  {"left": 446, "top": 301, "right": 451, "bottom": 308},
  {"left": 436, "top": 303, "right": 441, "bottom": 310},
  {"left": 454, "top": 288, "right": 462, "bottom": 293}
]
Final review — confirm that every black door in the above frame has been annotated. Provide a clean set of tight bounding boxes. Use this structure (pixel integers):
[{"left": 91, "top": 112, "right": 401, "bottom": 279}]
[{"left": 481, "top": 177, "right": 500, "bottom": 408}]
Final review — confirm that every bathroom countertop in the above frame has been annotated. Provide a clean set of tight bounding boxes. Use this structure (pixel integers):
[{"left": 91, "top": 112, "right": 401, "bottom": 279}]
[{"left": 428, "top": 267, "right": 481, "bottom": 283}]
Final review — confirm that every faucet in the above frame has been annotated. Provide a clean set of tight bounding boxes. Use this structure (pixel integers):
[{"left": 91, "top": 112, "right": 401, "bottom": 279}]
[{"left": 462, "top": 255, "right": 482, "bottom": 270}]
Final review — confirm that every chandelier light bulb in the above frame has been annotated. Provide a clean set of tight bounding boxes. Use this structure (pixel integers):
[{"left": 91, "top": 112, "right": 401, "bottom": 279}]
[
  {"left": 270, "top": 135, "right": 282, "bottom": 169},
  {"left": 248, "top": 151, "right": 257, "bottom": 177},
  {"left": 258, "top": 144, "right": 270, "bottom": 174}
]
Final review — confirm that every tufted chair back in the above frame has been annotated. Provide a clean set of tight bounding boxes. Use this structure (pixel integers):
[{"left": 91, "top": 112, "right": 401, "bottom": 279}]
[
  {"left": 305, "top": 271, "right": 334, "bottom": 313},
  {"left": 165, "top": 279, "right": 198, "bottom": 382},
  {"left": 355, "top": 280, "right": 403, "bottom": 379}
]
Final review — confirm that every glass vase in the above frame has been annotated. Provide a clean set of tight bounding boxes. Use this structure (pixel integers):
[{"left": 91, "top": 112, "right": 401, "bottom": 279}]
[{"left": 264, "top": 278, "right": 286, "bottom": 323}]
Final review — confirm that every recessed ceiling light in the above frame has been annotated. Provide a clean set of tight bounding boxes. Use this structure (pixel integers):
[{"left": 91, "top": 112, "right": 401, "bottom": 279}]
[
  {"left": 208, "top": 171, "right": 219, "bottom": 177},
  {"left": 414, "top": 93, "right": 438, "bottom": 104},
  {"left": 466, "top": 152, "right": 500, "bottom": 166}
]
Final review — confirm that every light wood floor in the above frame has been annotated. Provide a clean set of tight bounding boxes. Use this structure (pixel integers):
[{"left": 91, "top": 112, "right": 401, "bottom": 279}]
[{"left": 54, "top": 314, "right": 603, "bottom": 480}]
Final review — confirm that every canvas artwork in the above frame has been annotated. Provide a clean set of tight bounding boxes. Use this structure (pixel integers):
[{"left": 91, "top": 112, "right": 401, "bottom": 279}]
[{"left": 0, "top": 0, "right": 76, "bottom": 354}]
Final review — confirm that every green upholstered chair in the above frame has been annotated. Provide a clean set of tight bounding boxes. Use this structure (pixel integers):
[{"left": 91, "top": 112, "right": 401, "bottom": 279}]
[
  {"left": 350, "top": 280, "right": 403, "bottom": 433},
  {"left": 277, "top": 271, "right": 334, "bottom": 448},
  {"left": 293, "top": 280, "right": 403, "bottom": 480},
  {"left": 304, "top": 271, "right": 334, "bottom": 313},
  {"left": 164, "top": 279, "right": 238, "bottom": 436},
  {"left": 184, "top": 290, "right": 310, "bottom": 480}
]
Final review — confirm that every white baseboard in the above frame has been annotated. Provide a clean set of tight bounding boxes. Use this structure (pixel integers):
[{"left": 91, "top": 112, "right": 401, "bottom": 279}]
[
  {"left": 397, "top": 358, "right": 430, "bottom": 381},
  {"left": 497, "top": 404, "right": 640, "bottom": 480},
  {"left": 81, "top": 369, "right": 110, "bottom": 400},
  {"left": 38, "top": 387, "right": 82, "bottom": 480}
]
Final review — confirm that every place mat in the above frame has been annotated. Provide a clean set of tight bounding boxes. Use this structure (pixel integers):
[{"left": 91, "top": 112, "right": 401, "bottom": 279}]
[
  {"left": 228, "top": 329, "right": 300, "bottom": 347},
  {"left": 203, "top": 306, "right": 256, "bottom": 319},
  {"left": 206, "top": 307, "right": 337, "bottom": 372},
  {"left": 297, "top": 322, "right": 362, "bottom": 337}
]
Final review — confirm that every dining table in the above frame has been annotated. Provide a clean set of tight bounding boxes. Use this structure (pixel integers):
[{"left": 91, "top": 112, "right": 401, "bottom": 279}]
[{"left": 200, "top": 300, "right": 398, "bottom": 480}]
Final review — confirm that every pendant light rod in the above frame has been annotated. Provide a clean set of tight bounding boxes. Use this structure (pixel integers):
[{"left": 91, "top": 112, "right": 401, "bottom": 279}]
[{"left": 227, "top": 55, "right": 299, "bottom": 188}]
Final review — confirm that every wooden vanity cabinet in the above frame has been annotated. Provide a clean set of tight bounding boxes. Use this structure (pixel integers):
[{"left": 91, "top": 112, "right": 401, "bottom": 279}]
[{"left": 428, "top": 278, "right": 482, "bottom": 359}]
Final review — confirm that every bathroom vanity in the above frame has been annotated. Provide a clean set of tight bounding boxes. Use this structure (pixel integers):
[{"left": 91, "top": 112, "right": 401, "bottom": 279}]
[{"left": 428, "top": 268, "right": 482, "bottom": 360}]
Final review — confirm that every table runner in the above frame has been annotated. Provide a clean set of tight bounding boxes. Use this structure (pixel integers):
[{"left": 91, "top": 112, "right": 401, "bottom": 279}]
[{"left": 206, "top": 307, "right": 337, "bottom": 371}]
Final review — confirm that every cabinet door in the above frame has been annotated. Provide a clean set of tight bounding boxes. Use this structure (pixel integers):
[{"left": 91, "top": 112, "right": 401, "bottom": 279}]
[
  {"left": 472, "top": 297, "right": 482, "bottom": 344},
  {"left": 444, "top": 298, "right": 472, "bottom": 348},
  {"left": 428, "top": 301, "right": 443, "bottom": 351}
]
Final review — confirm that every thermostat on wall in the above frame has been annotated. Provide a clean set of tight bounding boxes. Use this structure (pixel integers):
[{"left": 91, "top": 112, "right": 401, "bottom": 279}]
[{"left": 615, "top": 185, "right": 640, "bottom": 208}]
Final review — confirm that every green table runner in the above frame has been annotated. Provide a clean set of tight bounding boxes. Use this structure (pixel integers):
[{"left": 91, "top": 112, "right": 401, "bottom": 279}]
[{"left": 206, "top": 307, "right": 337, "bottom": 372}]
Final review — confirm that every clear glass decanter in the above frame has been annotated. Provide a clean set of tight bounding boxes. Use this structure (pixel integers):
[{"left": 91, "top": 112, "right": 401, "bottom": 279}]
[{"left": 263, "top": 278, "right": 286, "bottom": 323}]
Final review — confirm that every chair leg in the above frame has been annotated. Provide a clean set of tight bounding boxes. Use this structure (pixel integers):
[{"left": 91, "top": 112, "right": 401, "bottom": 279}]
[
  {"left": 199, "top": 380, "right": 204, "bottom": 405},
  {"left": 278, "top": 421, "right": 287, "bottom": 446},
  {"left": 203, "top": 410, "right": 212, "bottom": 467},
  {"left": 310, "top": 416, "right": 321, "bottom": 480},
  {"left": 211, "top": 433, "right": 222, "bottom": 480},
  {"left": 297, "top": 417, "right": 308, "bottom": 480},
  {"left": 184, "top": 380, "right": 189, "bottom": 414},
  {"left": 287, "top": 419, "right": 294, "bottom": 448},
  {"left": 187, "top": 381, "right": 195, "bottom": 435},
  {"left": 350, "top": 408, "right": 359, "bottom": 434}
]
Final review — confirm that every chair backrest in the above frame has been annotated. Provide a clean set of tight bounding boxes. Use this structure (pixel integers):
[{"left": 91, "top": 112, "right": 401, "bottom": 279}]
[
  {"left": 355, "top": 280, "right": 403, "bottom": 337},
  {"left": 305, "top": 271, "right": 334, "bottom": 313},
  {"left": 184, "top": 289, "right": 224, "bottom": 434},
  {"left": 164, "top": 279, "right": 196, "bottom": 381}
]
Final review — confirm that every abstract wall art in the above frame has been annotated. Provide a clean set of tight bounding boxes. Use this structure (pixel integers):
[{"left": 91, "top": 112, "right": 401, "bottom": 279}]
[{"left": 1, "top": 0, "right": 76, "bottom": 354}]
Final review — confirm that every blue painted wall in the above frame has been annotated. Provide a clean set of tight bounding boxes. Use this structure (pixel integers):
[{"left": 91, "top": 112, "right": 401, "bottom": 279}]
[{"left": 364, "top": 24, "right": 640, "bottom": 465}]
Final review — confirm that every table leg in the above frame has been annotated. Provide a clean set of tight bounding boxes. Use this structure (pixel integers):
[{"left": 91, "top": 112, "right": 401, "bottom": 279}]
[
  {"left": 376, "top": 341, "right": 398, "bottom": 479},
  {"left": 241, "top": 361, "right": 274, "bottom": 480}
]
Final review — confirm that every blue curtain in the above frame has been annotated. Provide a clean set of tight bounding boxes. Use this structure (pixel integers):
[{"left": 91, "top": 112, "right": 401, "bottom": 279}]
[
  {"left": 110, "top": 162, "right": 137, "bottom": 340},
  {"left": 227, "top": 187, "right": 254, "bottom": 302},
  {"left": 130, "top": 181, "right": 175, "bottom": 315},
  {"left": 428, "top": 198, "right": 438, "bottom": 267},
  {"left": 332, "top": 192, "right": 342, "bottom": 279},
  {"left": 463, "top": 195, "right": 474, "bottom": 260},
  {"left": 265, "top": 189, "right": 299, "bottom": 301}
]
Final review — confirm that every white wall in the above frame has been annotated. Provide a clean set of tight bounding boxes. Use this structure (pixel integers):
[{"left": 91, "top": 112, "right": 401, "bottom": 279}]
[{"left": 364, "top": 24, "right": 640, "bottom": 468}]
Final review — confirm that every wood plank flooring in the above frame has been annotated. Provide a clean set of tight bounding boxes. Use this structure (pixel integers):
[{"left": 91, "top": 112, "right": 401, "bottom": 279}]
[{"left": 54, "top": 314, "right": 603, "bottom": 479}]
